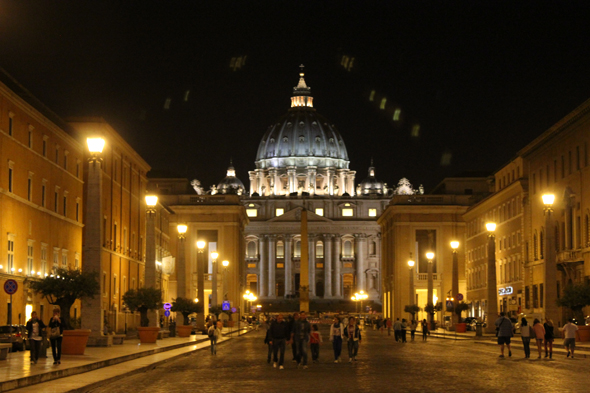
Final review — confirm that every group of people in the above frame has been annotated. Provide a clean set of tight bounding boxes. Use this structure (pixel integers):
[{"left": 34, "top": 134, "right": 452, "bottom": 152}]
[
  {"left": 495, "top": 312, "right": 579, "bottom": 359},
  {"left": 264, "top": 312, "right": 363, "bottom": 369},
  {"left": 389, "top": 318, "right": 422, "bottom": 342},
  {"left": 25, "top": 309, "right": 64, "bottom": 365}
]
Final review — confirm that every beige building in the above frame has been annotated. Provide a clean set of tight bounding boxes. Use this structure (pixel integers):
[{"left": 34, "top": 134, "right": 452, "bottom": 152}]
[{"left": 0, "top": 69, "right": 85, "bottom": 325}]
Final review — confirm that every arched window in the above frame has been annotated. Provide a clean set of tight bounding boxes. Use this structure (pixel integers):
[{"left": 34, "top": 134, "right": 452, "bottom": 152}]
[
  {"left": 276, "top": 241, "right": 284, "bottom": 258},
  {"left": 294, "top": 241, "right": 301, "bottom": 257},
  {"left": 316, "top": 241, "right": 324, "bottom": 258},
  {"left": 247, "top": 241, "right": 257, "bottom": 258},
  {"left": 343, "top": 241, "right": 352, "bottom": 257}
]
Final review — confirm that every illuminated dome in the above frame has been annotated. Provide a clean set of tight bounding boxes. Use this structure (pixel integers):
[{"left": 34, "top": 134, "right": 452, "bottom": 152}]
[
  {"left": 359, "top": 162, "right": 384, "bottom": 195},
  {"left": 255, "top": 68, "right": 349, "bottom": 171},
  {"left": 215, "top": 162, "right": 245, "bottom": 195}
]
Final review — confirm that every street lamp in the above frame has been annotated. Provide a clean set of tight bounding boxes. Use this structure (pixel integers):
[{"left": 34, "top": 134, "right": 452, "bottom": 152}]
[
  {"left": 450, "top": 241, "right": 459, "bottom": 326},
  {"left": 196, "top": 240, "right": 206, "bottom": 330},
  {"left": 243, "top": 290, "right": 257, "bottom": 315},
  {"left": 222, "top": 260, "right": 230, "bottom": 301},
  {"left": 485, "top": 222, "right": 498, "bottom": 334},
  {"left": 542, "top": 194, "right": 558, "bottom": 323},
  {"left": 426, "top": 251, "right": 435, "bottom": 330},
  {"left": 176, "top": 224, "right": 187, "bottom": 299},
  {"left": 211, "top": 251, "right": 219, "bottom": 308},
  {"left": 352, "top": 291, "right": 368, "bottom": 317},
  {"left": 145, "top": 194, "right": 158, "bottom": 327},
  {"left": 408, "top": 256, "right": 415, "bottom": 306}
]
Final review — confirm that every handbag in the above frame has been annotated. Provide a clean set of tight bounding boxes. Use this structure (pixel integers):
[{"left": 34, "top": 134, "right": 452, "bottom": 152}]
[
  {"left": 495, "top": 318, "right": 505, "bottom": 337},
  {"left": 50, "top": 327, "right": 61, "bottom": 339}
]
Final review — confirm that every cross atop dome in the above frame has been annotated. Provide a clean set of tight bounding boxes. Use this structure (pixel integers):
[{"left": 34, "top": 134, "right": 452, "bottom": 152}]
[{"left": 291, "top": 64, "right": 313, "bottom": 108}]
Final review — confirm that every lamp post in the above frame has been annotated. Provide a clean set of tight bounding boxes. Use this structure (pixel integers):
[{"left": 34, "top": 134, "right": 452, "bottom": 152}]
[
  {"left": 426, "top": 251, "right": 435, "bottom": 329},
  {"left": 542, "top": 194, "right": 558, "bottom": 323},
  {"left": 450, "top": 241, "right": 459, "bottom": 326},
  {"left": 82, "top": 137, "right": 106, "bottom": 343},
  {"left": 176, "top": 224, "right": 187, "bottom": 299},
  {"left": 222, "top": 260, "right": 229, "bottom": 301},
  {"left": 211, "top": 251, "right": 219, "bottom": 309},
  {"left": 408, "top": 256, "right": 415, "bottom": 306},
  {"left": 145, "top": 194, "right": 158, "bottom": 327},
  {"left": 352, "top": 291, "right": 368, "bottom": 317},
  {"left": 196, "top": 240, "right": 206, "bottom": 330},
  {"left": 243, "top": 290, "right": 257, "bottom": 316},
  {"left": 485, "top": 222, "right": 498, "bottom": 334}
]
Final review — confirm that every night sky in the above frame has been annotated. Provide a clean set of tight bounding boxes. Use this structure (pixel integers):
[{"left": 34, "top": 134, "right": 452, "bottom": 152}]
[{"left": 1, "top": 1, "right": 589, "bottom": 192}]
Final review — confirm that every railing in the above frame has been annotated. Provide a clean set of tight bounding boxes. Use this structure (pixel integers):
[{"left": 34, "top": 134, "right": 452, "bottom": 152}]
[
  {"left": 556, "top": 250, "right": 582, "bottom": 263},
  {"left": 417, "top": 273, "right": 439, "bottom": 281}
]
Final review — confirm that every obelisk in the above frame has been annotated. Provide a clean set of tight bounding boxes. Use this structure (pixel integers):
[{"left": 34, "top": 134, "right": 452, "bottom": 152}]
[{"left": 300, "top": 209, "right": 310, "bottom": 312}]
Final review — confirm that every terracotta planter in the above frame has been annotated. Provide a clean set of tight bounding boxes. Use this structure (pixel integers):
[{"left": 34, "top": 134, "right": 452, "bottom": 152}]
[
  {"left": 62, "top": 329, "right": 91, "bottom": 355},
  {"left": 455, "top": 323, "right": 467, "bottom": 333},
  {"left": 226, "top": 321, "right": 234, "bottom": 328},
  {"left": 577, "top": 325, "right": 590, "bottom": 342},
  {"left": 176, "top": 325, "right": 192, "bottom": 337},
  {"left": 137, "top": 327, "right": 160, "bottom": 343}
]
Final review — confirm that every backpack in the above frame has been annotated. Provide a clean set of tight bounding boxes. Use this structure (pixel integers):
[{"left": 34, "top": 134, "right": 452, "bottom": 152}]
[{"left": 208, "top": 326, "right": 215, "bottom": 338}]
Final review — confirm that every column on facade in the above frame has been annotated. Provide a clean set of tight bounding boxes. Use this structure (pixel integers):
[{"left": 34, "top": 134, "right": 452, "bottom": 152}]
[
  {"left": 256, "top": 169, "right": 265, "bottom": 195},
  {"left": 333, "top": 235, "right": 342, "bottom": 297},
  {"left": 284, "top": 235, "right": 293, "bottom": 298},
  {"left": 248, "top": 171, "right": 257, "bottom": 196},
  {"left": 354, "top": 234, "right": 367, "bottom": 291},
  {"left": 336, "top": 169, "right": 346, "bottom": 196},
  {"left": 326, "top": 168, "right": 334, "bottom": 195},
  {"left": 565, "top": 202, "right": 572, "bottom": 249},
  {"left": 259, "top": 236, "right": 267, "bottom": 297},
  {"left": 268, "top": 235, "right": 276, "bottom": 298},
  {"left": 324, "top": 235, "right": 333, "bottom": 298},
  {"left": 287, "top": 166, "right": 297, "bottom": 194},
  {"left": 307, "top": 166, "right": 317, "bottom": 195},
  {"left": 308, "top": 235, "right": 316, "bottom": 297},
  {"left": 347, "top": 172, "right": 356, "bottom": 196},
  {"left": 269, "top": 168, "right": 278, "bottom": 196}
]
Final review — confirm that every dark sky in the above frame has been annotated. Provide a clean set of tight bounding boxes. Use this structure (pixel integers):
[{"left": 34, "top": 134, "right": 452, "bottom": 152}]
[{"left": 1, "top": 1, "right": 590, "bottom": 191}]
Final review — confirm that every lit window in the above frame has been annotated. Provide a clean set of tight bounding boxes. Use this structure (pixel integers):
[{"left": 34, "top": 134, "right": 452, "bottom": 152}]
[
  {"left": 276, "top": 208, "right": 284, "bottom": 217},
  {"left": 342, "top": 208, "right": 354, "bottom": 217},
  {"left": 315, "top": 208, "right": 324, "bottom": 216},
  {"left": 246, "top": 209, "right": 258, "bottom": 217},
  {"left": 368, "top": 209, "right": 377, "bottom": 217},
  {"left": 248, "top": 204, "right": 254, "bottom": 207}
]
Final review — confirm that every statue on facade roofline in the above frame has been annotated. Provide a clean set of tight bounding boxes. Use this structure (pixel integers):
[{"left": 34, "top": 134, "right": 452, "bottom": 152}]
[{"left": 191, "top": 179, "right": 205, "bottom": 195}]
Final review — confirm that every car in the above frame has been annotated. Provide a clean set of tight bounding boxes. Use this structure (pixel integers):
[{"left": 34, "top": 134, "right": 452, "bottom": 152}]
[
  {"left": 463, "top": 317, "right": 487, "bottom": 331},
  {"left": 0, "top": 325, "right": 28, "bottom": 352}
]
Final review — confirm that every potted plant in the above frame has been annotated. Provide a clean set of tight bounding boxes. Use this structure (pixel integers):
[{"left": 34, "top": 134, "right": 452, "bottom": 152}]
[
  {"left": 557, "top": 282, "right": 590, "bottom": 341},
  {"left": 454, "top": 302, "right": 470, "bottom": 333},
  {"left": 424, "top": 301, "right": 443, "bottom": 331},
  {"left": 404, "top": 304, "right": 421, "bottom": 320},
  {"left": 209, "top": 304, "right": 232, "bottom": 327},
  {"left": 26, "top": 267, "right": 99, "bottom": 355},
  {"left": 123, "top": 287, "right": 162, "bottom": 343},
  {"left": 171, "top": 297, "right": 201, "bottom": 337}
]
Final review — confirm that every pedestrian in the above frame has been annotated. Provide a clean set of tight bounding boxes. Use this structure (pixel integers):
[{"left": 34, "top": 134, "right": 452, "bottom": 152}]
[
  {"left": 269, "top": 314, "right": 290, "bottom": 369},
  {"left": 48, "top": 309, "right": 63, "bottom": 365},
  {"left": 386, "top": 318, "right": 392, "bottom": 336},
  {"left": 410, "top": 320, "right": 418, "bottom": 341},
  {"left": 310, "top": 324, "right": 322, "bottom": 363},
  {"left": 329, "top": 316, "right": 345, "bottom": 363},
  {"left": 421, "top": 319, "right": 428, "bottom": 341},
  {"left": 288, "top": 313, "right": 300, "bottom": 363},
  {"left": 264, "top": 325, "right": 273, "bottom": 364},
  {"left": 543, "top": 318, "right": 554, "bottom": 359},
  {"left": 520, "top": 318, "right": 532, "bottom": 359},
  {"left": 208, "top": 320, "right": 222, "bottom": 355},
  {"left": 393, "top": 318, "right": 402, "bottom": 342},
  {"left": 532, "top": 318, "right": 545, "bottom": 359},
  {"left": 344, "top": 316, "right": 361, "bottom": 362},
  {"left": 562, "top": 318, "right": 579, "bottom": 358},
  {"left": 401, "top": 319, "right": 407, "bottom": 343},
  {"left": 291, "top": 311, "right": 311, "bottom": 369},
  {"left": 25, "top": 311, "right": 46, "bottom": 364},
  {"left": 494, "top": 312, "right": 513, "bottom": 358}
]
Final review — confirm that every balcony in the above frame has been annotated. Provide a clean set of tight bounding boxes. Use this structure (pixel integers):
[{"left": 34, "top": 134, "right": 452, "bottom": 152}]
[
  {"left": 556, "top": 250, "right": 583, "bottom": 264},
  {"left": 417, "top": 273, "right": 439, "bottom": 281}
]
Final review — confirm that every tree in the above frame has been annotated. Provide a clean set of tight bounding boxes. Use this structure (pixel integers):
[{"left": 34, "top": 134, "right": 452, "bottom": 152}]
[
  {"left": 424, "top": 301, "right": 443, "bottom": 315},
  {"left": 557, "top": 282, "right": 590, "bottom": 324},
  {"left": 122, "top": 287, "right": 162, "bottom": 327},
  {"left": 26, "top": 267, "right": 99, "bottom": 331},
  {"left": 404, "top": 304, "right": 421, "bottom": 319},
  {"left": 171, "top": 297, "right": 202, "bottom": 325},
  {"left": 209, "top": 304, "right": 231, "bottom": 321},
  {"left": 454, "top": 302, "right": 470, "bottom": 323}
]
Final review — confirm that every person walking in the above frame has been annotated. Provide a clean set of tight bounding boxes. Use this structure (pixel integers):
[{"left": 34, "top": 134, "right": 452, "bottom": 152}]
[
  {"left": 494, "top": 312, "right": 514, "bottom": 358},
  {"left": 25, "top": 311, "right": 46, "bottom": 364},
  {"left": 400, "top": 319, "right": 408, "bottom": 343},
  {"left": 269, "top": 314, "right": 290, "bottom": 369},
  {"left": 421, "top": 319, "right": 428, "bottom": 341},
  {"left": 310, "top": 324, "right": 322, "bottom": 363},
  {"left": 288, "top": 313, "right": 300, "bottom": 363},
  {"left": 344, "top": 316, "right": 362, "bottom": 362},
  {"left": 393, "top": 318, "right": 402, "bottom": 342},
  {"left": 386, "top": 318, "right": 392, "bottom": 336},
  {"left": 264, "top": 325, "right": 273, "bottom": 364},
  {"left": 410, "top": 320, "right": 418, "bottom": 341},
  {"left": 520, "top": 318, "right": 532, "bottom": 359},
  {"left": 329, "top": 316, "right": 345, "bottom": 363},
  {"left": 291, "top": 311, "right": 311, "bottom": 369},
  {"left": 562, "top": 318, "right": 579, "bottom": 358},
  {"left": 532, "top": 318, "right": 546, "bottom": 359},
  {"left": 208, "top": 320, "right": 222, "bottom": 355},
  {"left": 543, "top": 318, "right": 554, "bottom": 359},
  {"left": 48, "top": 309, "right": 63, "bottom": 365}
]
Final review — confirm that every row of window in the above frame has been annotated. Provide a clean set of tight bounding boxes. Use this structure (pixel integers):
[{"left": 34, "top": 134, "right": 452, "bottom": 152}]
[
  {"left": 466, "top": 257, "right": 522, "bottom": 290},
  {"left": 496, "top": 165, "right": 521, "bottom": 191},
  {"left": 531, "top": 143, "right": 589, "bottom": 195},
  {"left": 2, "top": 235, "right": 78, "bottom": 276},
  {"left": 525, "top": 284, "right": 545, "bottom": 309},
  {"left": 467, "top": 196, "right": 521, "bottom": 237},
  {"left": 245, "top": 238, "right": 378, "bottom": 259},
  {"left": 246, "top": 205, "right": 377, "bottom": 218}
]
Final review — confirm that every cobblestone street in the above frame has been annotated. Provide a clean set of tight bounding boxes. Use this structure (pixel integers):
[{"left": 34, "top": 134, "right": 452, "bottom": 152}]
[{"left": 85, "top": 327, "right": 589, "bottom": 393}]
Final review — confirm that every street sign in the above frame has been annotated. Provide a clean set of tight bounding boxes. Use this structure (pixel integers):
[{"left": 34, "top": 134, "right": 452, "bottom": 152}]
[
  {"left": 446, "top": 300, "right": 454, "bottom": 309},
  {"left": 222, "top": 301, "right": 230, "bottom": 311},
  {"left": 163, "top": 302, "right": 172, "bottom": 310},
  {"left": 231, "top": 307, "right": 237, "bottom": 313},
  {"left": 164, "top": 310, "right": 171, "bottom": 317},
  {"left": 457, "top": 293, "right": 464, "bottom": 301},
  {"left": 4, "top": 279, "right": 18, "bottom": 295}
]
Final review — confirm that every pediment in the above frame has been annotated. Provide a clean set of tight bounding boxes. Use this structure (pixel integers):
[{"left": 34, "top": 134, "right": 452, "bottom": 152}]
[{"left": 267, "top": 207, "right": 333, "bottom": 223}]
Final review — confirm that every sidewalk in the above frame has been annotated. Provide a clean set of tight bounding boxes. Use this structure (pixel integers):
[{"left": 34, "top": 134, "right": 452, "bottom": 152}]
[{"left": 0, "top": 326, "right": 249, "bottom": 392}]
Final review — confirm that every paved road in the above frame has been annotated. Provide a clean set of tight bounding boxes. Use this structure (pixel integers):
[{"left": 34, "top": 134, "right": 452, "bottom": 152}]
[{"left": 86, "top": 327, "right": 589, "bottom": 393}]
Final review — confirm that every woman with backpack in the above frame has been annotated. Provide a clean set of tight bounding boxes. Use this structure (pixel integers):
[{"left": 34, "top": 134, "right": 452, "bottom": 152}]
[
  {"left": 520, "top": 318, "right": 532, "bottom": 358},
  {"left": 208, "top": 321, "right": 222, "bottom": 355}
]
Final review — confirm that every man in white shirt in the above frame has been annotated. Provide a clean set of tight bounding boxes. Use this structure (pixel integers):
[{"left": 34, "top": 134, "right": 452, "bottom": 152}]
[{"left": 562, "top": 319, "right": 579, "bottom": 358}]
